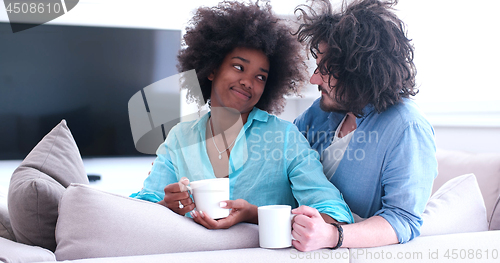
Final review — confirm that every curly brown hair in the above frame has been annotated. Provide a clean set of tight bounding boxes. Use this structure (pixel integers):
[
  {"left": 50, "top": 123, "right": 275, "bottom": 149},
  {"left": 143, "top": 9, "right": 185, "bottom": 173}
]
[
  {"left": 295, "top": 0, "right": 417, "bottom": 116},
  {"left": 177, "top": 0, "right": 306, "bottom": 115}
]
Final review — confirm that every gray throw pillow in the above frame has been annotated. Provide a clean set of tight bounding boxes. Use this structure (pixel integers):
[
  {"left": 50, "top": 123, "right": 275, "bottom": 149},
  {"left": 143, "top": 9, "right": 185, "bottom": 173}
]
[
  {"left": 55, "top": 184, "right": 259, "bottom": 260},
  {"left": 8, "top": 120, "right": 88, "bottom": 251}
]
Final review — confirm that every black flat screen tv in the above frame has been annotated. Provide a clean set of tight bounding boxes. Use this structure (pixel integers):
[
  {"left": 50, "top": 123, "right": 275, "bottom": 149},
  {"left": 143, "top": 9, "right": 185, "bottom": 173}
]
[{"left": 0, "top": 22, "right": 182, "bottom": 160}]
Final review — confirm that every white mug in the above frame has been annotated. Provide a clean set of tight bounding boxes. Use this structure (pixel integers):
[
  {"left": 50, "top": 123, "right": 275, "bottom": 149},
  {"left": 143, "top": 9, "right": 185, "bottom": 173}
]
[
  {"left": 258, "top": 205, "right": 296, "bottom": 249},
  {"left": 187, "top": 178, "right": 229, "bottom": 219}
]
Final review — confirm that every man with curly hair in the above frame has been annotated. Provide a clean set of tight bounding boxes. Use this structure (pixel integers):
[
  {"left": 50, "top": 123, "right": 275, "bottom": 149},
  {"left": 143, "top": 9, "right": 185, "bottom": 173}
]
[
  {"left": 132, "top": 0, "right": 353, "bottom": 235},
  {"left": 291, "top": 0, "right": 437, "bottom": 250}
]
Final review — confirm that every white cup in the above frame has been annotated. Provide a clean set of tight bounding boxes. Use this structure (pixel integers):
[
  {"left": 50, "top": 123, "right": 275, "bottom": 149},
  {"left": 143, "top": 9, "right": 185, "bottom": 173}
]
[
  {"left": 258, "top": 205, "right": 296, "bottom": 249},
  {"left": 187, "top": 178, "right": 229, "bottom": 219}
]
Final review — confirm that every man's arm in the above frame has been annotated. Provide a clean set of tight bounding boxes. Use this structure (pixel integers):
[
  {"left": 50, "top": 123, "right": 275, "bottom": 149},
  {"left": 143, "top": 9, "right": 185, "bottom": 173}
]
[
  {"left": 321, "top": 213, "right": 398, "bottom": 247},
  {"left": 342, "top": 216, "right": 398, "bottom": 247},
  {"left": 293, "top": 206, "right": 397, "bottom": 251}
]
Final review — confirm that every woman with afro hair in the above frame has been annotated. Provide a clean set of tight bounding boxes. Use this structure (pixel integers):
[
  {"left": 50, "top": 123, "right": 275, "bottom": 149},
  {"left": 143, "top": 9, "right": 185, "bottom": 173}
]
[{"left": 132, "top": 1, "right": 353, "bottom": 236}]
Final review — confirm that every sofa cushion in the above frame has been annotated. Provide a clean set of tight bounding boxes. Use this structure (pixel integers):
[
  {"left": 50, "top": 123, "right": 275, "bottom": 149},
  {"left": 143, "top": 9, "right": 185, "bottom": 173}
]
[
  {"left": 55, "top": 248, "right": 350, "bottom": 263},
  {"left": 8, "top": 120, "right": 88, "bottom": 251},
  {"left": 435, "top": 148, "right": 500, "bottom": 224},
  {"left": 0, "top": 186, "right": 15, "bottom": 241},
  {"left": 55, "top": 184, "right": 259, "bottom": 261},
  {"left": 0, "top": 236, "right": 56, "bottom": 262},
  {"left": 0, "top": 238, "right": 56, "bottom": 262},
  {"left": 420, "top": 173, "right": 488, "bottom": 236}
]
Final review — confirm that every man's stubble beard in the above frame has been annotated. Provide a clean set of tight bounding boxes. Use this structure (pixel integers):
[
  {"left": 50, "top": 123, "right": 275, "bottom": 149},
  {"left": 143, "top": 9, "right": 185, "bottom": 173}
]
[{"left": 318, "top": 86, "right": 348, "bottom": 114}]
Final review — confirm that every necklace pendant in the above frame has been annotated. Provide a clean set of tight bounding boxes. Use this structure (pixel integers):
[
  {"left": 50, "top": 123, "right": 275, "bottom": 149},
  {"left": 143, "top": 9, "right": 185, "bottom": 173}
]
[{"left": 218, "top": 154, "right": 222, "bottom": 160}]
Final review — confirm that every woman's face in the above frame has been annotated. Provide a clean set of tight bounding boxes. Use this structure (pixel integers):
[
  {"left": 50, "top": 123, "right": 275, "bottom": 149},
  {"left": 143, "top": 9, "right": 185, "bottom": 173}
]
[{"left": 208, "top": 47, "right": 269, "bottom": 114}]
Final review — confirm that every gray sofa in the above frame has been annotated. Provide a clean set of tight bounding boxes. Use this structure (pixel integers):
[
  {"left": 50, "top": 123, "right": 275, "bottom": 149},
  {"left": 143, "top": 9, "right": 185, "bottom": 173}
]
[{"left": 1, "top": 120, "right": 500, "bottom": 262}]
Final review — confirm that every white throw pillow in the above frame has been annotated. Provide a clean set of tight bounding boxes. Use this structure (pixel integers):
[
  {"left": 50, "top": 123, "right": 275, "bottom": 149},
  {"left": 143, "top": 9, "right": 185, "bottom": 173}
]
[
  {"left": 55, "top": 184, "right": 259, "bottom": 261},
  {"left": 420, "top": 173, "right": 489, "bottom": 236}
]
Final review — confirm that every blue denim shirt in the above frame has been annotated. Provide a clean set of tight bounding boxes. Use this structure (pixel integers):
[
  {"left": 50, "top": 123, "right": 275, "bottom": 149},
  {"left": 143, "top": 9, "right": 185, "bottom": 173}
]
[
  {"left": 132, "top": 107, "right": 354, "bottom": 223},
  {"left": 294, "top": 98, "right": 437, "bottom": 243}
]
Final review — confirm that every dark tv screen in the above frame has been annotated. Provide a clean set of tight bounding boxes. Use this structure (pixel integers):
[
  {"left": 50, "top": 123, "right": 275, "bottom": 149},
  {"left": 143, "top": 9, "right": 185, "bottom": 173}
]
[{"left": 0, "top": 22, "right": 182, "bottom": 160}]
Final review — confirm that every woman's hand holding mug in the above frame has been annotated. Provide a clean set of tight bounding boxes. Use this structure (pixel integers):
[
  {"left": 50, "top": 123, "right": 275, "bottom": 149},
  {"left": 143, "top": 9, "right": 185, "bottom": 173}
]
[
  {"left": 158, "top": 177, "right": 194, "bottom": 216},
  {"left": 191, "top": 199, "right": 258, "bottom": 229}
]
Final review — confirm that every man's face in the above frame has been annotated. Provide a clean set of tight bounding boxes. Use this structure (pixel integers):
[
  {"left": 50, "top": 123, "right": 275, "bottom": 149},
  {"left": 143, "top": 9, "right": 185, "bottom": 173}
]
[{"left": 310, "top": 42, "right": 342, "bottom": 112}]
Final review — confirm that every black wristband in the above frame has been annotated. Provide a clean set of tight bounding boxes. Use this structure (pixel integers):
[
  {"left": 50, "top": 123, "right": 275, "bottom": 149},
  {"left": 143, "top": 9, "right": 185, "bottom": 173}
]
[{"left": 330, "top": 223, "right": 343, "bottom": 250}]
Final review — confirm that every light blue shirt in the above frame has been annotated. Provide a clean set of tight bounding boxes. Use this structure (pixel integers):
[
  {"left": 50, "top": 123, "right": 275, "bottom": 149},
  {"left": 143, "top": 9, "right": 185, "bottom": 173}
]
[
  {"left": 294, "top": 98, "right": 437, "bottom": 243},
  {"left": 132, "top": 107, "right": 354, "bottom": 223}
]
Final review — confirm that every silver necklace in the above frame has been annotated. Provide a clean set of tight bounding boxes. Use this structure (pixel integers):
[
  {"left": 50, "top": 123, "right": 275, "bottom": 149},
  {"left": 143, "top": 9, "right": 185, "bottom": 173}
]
[{"left": 209, "top": 117, "right": 237, "bottom": 160}]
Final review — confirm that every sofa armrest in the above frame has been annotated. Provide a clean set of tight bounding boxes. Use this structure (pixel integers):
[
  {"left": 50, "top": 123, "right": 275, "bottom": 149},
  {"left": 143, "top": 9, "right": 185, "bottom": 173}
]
[
  {"left": 350, "top": 231, "right": 500, "bottom": 263},
  {"left": 0, "top": 236, "right": 56, "bottom": 262}
]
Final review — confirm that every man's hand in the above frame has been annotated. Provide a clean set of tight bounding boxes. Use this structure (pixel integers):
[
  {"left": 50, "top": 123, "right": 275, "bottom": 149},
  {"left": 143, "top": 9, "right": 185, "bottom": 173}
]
[
  {"left": 191, "top": 199, "right": 257, "bottom": 229},
  {"left": 291, "top": 205, "right": 339, "bottom": 251},
  {"left": 157, "top": 177, "right": 195, "bottom": 216}
]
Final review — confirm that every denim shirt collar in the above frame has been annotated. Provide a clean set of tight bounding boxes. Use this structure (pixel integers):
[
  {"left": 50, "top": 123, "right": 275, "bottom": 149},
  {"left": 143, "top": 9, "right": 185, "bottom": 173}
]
[
  {"left": 356, "top": 104, "right": 376, "bottom": 126},
  {"left": 327, "top": 103, "right": 376, "bottom": 126}
]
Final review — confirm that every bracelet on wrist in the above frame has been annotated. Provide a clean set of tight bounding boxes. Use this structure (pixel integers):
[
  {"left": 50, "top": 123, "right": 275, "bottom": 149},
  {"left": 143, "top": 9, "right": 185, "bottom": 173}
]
[{"left": 330, "top": 223, "right": 343, "bottom": 250}]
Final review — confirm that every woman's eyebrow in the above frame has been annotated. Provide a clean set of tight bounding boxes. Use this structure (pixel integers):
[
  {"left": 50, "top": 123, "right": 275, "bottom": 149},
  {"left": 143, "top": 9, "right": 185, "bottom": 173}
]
[
  {"left": 232, "top": 56, "right": 269, "bottom": 73},
  {"left": 232, "top": 56, "right": 250, "bottom": 63}
]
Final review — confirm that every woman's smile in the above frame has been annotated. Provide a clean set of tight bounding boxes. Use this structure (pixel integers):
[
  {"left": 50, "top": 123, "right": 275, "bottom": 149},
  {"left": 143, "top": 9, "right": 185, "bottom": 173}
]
[{"left": 230, "top": 87, "right": 252, "bottom": 100}]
